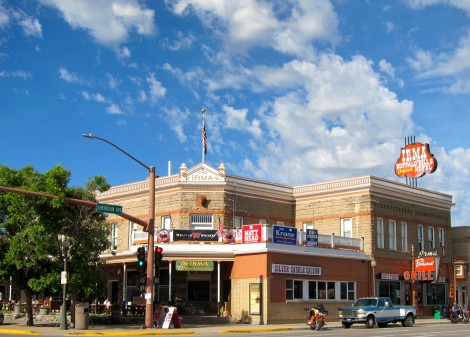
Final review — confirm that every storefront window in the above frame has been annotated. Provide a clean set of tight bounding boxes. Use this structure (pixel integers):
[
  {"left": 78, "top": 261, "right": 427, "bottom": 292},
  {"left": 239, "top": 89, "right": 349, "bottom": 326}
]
[
  {"left": 340, "top": 282, "right": 355, "bottom": 300},
  {"left": 286, "top": 279, "right": 303, "bottom": 300},
  {"left": 308, "top": 281, "right": 317, "bottom": 299},
  {"left": 425, "top": 283, "right": 446, "bottom": 305},
  {"left": 378, "top": 280, "right": 401, "bottom": 304}
]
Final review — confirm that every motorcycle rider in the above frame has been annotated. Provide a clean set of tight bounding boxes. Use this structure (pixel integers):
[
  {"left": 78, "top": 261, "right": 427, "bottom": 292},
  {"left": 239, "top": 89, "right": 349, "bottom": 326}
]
[{"left": 451, "top": 302, "right": 461, "bottom": 319}]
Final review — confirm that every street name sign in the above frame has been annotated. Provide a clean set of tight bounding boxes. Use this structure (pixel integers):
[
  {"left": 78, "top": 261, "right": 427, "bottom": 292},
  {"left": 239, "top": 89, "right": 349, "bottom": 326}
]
[{"left": 96, "top": 203, "right": 123, "bottom": 215}]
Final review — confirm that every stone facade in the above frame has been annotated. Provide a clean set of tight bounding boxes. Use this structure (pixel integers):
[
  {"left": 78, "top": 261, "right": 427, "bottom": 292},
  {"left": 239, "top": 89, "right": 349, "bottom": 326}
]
[{"left": 96, "top": 162, "right": 454, "bottom": 323}]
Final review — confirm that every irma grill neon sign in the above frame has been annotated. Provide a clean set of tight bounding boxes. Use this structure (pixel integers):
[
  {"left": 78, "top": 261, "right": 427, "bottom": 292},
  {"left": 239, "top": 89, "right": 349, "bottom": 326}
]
[
  {"left": 395, "top": 142, "right": 437, "bottom": 178},
  {"left": 403, "top": 257, "right": 436, "bottom": 282}
]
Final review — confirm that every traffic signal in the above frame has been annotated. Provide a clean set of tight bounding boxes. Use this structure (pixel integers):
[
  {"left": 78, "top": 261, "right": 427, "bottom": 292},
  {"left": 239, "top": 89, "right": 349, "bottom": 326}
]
[
  {"left": 155, "top": 246, "right": 163, "bottom": 270},
  {"left": 137, "top": 246, "right": 146, "bottom": 268}
]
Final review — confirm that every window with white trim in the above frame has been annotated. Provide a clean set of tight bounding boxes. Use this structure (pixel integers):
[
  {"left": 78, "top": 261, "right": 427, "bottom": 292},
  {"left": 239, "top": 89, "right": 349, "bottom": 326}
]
[
  {"left": 302, "top": 222, "right": 313, "bottom": 231},
  {"left": 286, "top": 279, "right": 303, "bottom": 300},
  {"left": 341, "top": 218, "right": 352, "bottom": 238},
  {"left": 438, "top": 228, "right": 445, "bottom": 248},
  {"left": 292, "top": 280, "right": 356, "bottom": 301},
  {"left": 233, "top": 216, "right": 243, "bottom": 229},
  {"left": 401, "top": 222, "right": 408, "bottom": 252},
  {"left": 161, "top": 216, "right": 172, "bottom": 230},
  {"left": 389, "top": 220, "right": 397, "bottom": 251},
  {"left": 428, "top": 226, "right": 435, "bottom": 250},
  {"left": 377, "top": 218, "right": 384, "bottom": 249},
  {"left": 340, "top": 282, "right": 355, "bottom": 300},
  {"left": 456, "top": 265, "right": 463, "bottom": 276},
  {"left": 418, "top": 225, "right": 424, "bottom": 251},
  {"left": 190, "top": 214, "right": 213, "bottom": 230},
  {"left": 110, "top": 223, "right": 118, "bottom": 250}
]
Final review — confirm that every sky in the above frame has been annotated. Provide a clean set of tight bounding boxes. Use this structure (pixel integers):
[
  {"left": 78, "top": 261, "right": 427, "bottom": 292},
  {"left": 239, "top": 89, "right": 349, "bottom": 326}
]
[{"left": 2, "top": 0, "right": 470, "bottom": 226}]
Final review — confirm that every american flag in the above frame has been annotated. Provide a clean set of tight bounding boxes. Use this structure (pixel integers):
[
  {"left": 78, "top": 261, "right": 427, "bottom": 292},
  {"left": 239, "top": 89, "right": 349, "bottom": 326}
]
[
  {"left": 202, "top": 124, "right": 207, "bottom": 156},
  {"left": 217, "top": 216, "right": 225, "bottom": 238}
]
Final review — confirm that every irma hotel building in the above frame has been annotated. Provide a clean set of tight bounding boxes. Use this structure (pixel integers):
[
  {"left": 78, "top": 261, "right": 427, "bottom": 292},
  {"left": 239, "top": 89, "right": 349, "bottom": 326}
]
[{"left": 94, "top": 141, "right": 457, "bottom": 324}]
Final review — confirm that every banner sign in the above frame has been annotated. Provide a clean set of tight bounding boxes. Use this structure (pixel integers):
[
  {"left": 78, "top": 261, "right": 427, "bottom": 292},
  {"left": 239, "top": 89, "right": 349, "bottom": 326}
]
[
  {"left": 172, "top": 229, "right": 218, "bottom": 242},
  {"left": 176, "top": 261, "right": 214, "bottom": 271},
  {"left": 272, "top": 263, "right": 321, "bottom": 276},
  {"left": 306, "top": 229, "right": 318, "bottom": 247},
  {"left": 273, "top": 225, "right": 297, "bottom": 245},
  {"left": 242, "top": 224, "right": 263, "bottom": 243},
  {"left": 395, "top": 142, "right": 437, "bottom": 178}
]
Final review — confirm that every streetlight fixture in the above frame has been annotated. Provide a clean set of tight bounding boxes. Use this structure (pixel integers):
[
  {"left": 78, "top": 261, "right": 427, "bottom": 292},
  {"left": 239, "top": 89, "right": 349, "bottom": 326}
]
[
  {"left": 371, "top": 259, "right": 377, "bottom": 297},
  {"left": 60, "top": 235, "right": 71, "bottom": 330},
  {"left": 82, "top": 133, "right": 156, "bottom": 328}
]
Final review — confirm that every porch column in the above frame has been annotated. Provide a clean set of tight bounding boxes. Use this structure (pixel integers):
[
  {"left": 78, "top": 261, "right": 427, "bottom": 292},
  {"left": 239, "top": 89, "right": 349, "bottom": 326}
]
[
  {"left": 169, "top": 261, "right": 173, "bottom": 304},
  {"left": 217, "top": 261, "right": 221, "bottom": 317}
]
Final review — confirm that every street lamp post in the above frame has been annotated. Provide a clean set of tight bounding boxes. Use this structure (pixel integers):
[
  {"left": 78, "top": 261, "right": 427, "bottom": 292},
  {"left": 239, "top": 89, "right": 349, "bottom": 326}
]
[
  {"left": 371, "top": 259, "right": 377, "bottom": 297},
  {"left": 82, "top": 133, "right": 156, "bottom": 328},
  {"left": 60, "top": 235, "right": 70, "bottom": 330}
]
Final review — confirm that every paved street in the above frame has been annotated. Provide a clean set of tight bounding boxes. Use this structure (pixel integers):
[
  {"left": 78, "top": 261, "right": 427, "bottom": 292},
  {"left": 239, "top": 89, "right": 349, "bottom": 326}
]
[{"left": 0, "top": 316, "right": 461, "bottom": 336}]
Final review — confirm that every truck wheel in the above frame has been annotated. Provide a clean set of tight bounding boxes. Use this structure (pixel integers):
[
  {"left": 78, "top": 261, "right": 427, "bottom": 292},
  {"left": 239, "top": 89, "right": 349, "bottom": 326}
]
[
  {"left": 365, "top": 316, "right": 375, "bottom": 328},
  {"left": 401, "top": 314, "right": 414, "bottom": 327},
  {"left": 342, "top": 322, "right": 351, "bottom": 329}
]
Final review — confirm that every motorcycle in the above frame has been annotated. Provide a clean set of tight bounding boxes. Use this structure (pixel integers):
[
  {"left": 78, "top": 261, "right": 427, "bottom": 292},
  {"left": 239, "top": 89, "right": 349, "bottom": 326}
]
[
  {"left": 449, "top": 307, "right": 469, "bottom": 324},
  {"left": 306, "top": 304, "right": 328, "bottom": 331}
]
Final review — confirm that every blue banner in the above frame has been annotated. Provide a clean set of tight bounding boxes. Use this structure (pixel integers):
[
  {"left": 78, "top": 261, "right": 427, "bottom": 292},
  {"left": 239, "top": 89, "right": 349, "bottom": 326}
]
[{"left": 273, "top": 225, "right": 297, "bottom": 245}]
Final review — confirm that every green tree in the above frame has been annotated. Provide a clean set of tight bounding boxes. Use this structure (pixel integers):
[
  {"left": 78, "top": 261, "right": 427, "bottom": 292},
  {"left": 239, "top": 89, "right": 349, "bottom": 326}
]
[{"left": 0, "top": 165, "right": 110, "bottom": 326}]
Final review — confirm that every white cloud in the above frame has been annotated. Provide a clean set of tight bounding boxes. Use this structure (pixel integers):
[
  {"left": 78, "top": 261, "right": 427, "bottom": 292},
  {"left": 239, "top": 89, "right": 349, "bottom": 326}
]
[
  {"left": 223, "top": 105, "right": 262, "bottom": 138},
  {"left": 164, "top": 107, "right": 191, "bottom": 142},
  {"left": 0, "top": 5, "right": 9, "bottom": 28},
  {"left": 107, "top": 102, "right": 123, "bottom": 115},
  {"left": 408, "top": 32, "right": 470, "bottom": 94},
  {"left": 146, "top": 73, "right": 166, "bottom": 104},
  {"left": 40, "top": 0, "right": 155, "bottom": 46},
  {"left": 385, "top": 21, "right": 395, "bottom": 33},
  {"left": 19, "top": 16, "right": 42, "bottom": 38},
  {"left": 169, "top": 0, "right": 339, "bottom": 59},
  {"left": 59, "top": 67, "right": 83, "bottom": 83},
  {"left": 404, "top": 0, "right": 470, "bottom": 15},
  {"left": 161, "top": 31, "right": 195, "bottom": 51}
]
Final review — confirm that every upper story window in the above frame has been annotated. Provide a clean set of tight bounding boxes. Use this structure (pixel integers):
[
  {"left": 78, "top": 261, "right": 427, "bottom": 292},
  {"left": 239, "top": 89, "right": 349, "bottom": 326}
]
[
  {"left": 377, "top": 218, "right": 384, "bottom": 249},
  {"left": 234, "top": 216, "right": 243, "bottom": 229},
  {"left": 161, "top": 216, "right": 172, "bottom": 230},
  {"left": 456, "top": 265, "right": 463, "bottom": 277},
  {"left": 190, "top": 214, "right": 213, "bottom": 230},
  {"left": 438, "top": 228, "right": 445, "bottom": 248},
  {"left": 302, "top": 222, "right": 313, "bottom": 231},
  {"left": 110, "top": 223, "right": 118, "bottom": 250},
  {"left": 389, "top": 220, "right": 397, "bottom": 251},
  {"left": 418, "top": 225, "right": 424, "bottom": 252},
  {"left": 401, "top": 222, "right": 408, "bottom": 252},
  {"left": 341, "top": 218, "right": 352, "bottom": 238},
  {"left": 428, "top": 226, "right": 435, "bottom": 250}
]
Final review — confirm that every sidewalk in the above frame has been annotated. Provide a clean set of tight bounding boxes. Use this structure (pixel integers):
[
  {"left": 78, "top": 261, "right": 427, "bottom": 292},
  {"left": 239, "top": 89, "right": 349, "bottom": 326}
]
[{"left": 0, "top": 316, "right": 450, "bottom": 336}]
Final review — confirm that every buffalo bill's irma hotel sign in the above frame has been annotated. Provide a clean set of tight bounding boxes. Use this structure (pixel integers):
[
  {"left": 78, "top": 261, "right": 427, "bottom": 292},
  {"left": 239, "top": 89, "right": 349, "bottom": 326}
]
[{"left": 395, "top": 142, "right": 437, "bottom": 178}]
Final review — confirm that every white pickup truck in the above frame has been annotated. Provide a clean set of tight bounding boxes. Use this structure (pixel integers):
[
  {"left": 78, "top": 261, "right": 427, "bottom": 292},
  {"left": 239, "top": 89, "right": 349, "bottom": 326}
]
[{"left": 338, "top": 297, "right": 417, "bottom": 329}]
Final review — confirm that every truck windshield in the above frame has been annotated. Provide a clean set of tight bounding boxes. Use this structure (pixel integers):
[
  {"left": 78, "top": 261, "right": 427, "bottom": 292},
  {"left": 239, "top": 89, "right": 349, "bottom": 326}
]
[{"left": 354, "top": 298, "right": 378, "bottom": 307}]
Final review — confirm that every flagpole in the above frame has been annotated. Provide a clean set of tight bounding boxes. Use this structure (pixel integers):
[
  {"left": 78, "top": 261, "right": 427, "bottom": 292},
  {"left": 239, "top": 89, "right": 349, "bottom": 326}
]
[{"left": 202, "top": 108, "right": 206, "bottom": 163}]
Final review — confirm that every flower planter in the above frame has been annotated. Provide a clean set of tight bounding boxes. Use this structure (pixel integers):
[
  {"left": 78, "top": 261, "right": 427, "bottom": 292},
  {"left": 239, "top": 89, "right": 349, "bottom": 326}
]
[{"left": 39, "top": 307, "right": 50, "bottom": 315}]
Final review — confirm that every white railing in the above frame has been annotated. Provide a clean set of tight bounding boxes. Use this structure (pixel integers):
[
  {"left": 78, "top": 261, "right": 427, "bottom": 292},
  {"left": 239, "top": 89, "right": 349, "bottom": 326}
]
[{"left": 130, "top": 226, "right": 363, "bottom": 251}]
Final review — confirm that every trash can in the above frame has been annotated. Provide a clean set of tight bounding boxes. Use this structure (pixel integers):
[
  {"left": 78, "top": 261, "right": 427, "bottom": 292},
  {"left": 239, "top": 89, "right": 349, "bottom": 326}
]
[
  {"left": 434, "top": 306, "right": 441, "bottom": 319},
  {"left": 75, "top": 304, "right": 89, "bottom": 330}
]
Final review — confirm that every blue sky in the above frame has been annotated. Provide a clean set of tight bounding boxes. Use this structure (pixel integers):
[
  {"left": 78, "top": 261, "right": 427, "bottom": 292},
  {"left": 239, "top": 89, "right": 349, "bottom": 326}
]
[{"left": 2, "top": 0, "right": 470, "bottom": 226}]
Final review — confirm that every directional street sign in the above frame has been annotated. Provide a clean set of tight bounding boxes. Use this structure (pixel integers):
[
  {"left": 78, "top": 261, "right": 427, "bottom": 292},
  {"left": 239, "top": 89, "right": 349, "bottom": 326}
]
[{"left": 96, "top": 203, "right": 123, "bottom": 215}]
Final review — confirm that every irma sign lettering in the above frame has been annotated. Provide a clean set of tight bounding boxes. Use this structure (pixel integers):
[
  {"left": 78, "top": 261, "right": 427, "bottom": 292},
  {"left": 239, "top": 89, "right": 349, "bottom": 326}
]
[{"left": 395, "top": 142, "right": 437, "bottom": 178}]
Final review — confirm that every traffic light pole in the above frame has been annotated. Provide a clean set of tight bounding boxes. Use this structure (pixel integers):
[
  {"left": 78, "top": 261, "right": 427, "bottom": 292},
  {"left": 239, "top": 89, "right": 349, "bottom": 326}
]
[{"left": 82, "top": 134, "right": 156, "bottom": 329}]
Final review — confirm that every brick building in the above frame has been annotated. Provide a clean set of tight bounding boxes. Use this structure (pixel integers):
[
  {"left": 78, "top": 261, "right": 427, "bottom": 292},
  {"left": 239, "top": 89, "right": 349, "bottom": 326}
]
[{"left": 96, "top": 162, "right": 453, "bottom": 323}]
